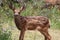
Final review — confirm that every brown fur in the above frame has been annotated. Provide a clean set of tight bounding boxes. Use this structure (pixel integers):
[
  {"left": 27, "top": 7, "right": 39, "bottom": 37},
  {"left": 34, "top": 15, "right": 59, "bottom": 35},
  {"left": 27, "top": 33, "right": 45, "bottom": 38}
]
[
  {"left": 8, "top": 3, "right": 51, "bottom": 40},
  {"left": 14, "top": 14, "right": 51, "bottom": 40}
]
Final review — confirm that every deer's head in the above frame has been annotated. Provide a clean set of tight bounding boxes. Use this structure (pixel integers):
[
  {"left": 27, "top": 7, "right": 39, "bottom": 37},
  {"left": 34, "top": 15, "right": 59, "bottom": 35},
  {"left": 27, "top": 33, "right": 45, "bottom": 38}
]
[{"left": 8, "top": 1, "right": 25, "bottom": 15}]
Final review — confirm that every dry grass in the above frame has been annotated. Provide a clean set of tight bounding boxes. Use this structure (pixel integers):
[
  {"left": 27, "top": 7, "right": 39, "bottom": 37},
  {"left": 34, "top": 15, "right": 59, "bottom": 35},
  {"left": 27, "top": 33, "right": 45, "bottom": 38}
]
[
  {"left": 49, "top": 29, "right": 60, "bottom": 40},
  {"left": 11, "top": 29, "right": 60, "bottom": 40}
]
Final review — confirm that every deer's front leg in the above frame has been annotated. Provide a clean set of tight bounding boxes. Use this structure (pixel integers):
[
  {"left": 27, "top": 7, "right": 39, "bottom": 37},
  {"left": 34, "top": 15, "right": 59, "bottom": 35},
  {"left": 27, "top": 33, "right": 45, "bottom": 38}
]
[{"left": 19, "top": 29, "right": 25, "bottom": 40}]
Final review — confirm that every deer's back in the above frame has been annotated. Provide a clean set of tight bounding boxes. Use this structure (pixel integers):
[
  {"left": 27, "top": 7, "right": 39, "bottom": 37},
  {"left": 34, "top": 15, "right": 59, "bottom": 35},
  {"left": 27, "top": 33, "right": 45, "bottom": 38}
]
[{"left": 26, "top": 16, "right": 48, "bottom": 24}]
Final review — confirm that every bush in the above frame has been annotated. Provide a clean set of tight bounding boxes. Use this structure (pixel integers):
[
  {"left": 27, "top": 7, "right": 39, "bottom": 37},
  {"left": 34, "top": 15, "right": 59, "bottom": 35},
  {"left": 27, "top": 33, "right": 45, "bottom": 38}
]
[{"left": 0, "top": 27, "right": 12, "bottom": 40}]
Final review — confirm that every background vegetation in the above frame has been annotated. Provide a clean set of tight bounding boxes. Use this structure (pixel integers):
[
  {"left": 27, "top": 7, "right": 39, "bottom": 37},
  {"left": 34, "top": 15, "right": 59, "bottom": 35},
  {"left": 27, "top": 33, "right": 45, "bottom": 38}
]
[{"left": 0, "top": 0, "right": 60, "bottom": 40}]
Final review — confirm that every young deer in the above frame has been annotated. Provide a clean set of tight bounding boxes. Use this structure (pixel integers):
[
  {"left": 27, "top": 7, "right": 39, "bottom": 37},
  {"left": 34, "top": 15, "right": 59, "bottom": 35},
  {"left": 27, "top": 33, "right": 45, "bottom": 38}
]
[{"left": 8, "top": 3, "right": 51, "bottom": 40}]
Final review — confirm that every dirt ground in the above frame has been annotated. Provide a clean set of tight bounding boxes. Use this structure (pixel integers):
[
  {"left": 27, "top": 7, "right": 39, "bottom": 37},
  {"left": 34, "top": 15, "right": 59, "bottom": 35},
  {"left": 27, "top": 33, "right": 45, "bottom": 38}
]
[
  {"left": 49, "top": 29, "right": 60, "bottom": 40},
  {"left": 11, "top": 29, "right": 60, "bottom": 40}
]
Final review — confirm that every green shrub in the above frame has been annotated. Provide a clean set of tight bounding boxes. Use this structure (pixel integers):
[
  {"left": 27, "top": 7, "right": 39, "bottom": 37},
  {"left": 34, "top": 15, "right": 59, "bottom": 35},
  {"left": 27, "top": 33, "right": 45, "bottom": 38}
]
[{"left": 0, "top": 27, "right": 12, "bottom": 40}]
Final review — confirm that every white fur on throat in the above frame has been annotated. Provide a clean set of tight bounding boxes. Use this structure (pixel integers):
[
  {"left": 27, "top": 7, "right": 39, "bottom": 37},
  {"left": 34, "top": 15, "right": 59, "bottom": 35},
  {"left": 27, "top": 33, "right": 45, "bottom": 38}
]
[{"left": 14, "top": 12, "right": 19, "bottom": 15}]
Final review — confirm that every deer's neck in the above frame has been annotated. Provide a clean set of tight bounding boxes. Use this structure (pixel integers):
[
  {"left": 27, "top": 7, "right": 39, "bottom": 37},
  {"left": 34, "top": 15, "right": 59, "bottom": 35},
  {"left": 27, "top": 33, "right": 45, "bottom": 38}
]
[{"left": 14, "top": 15, "right": 26, "bottom": 30}]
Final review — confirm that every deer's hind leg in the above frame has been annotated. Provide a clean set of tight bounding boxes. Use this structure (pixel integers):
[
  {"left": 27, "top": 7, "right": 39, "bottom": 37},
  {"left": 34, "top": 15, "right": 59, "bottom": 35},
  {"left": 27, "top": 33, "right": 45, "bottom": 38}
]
[{"left": 38, "top": 28, "right": 51, "bottom": 40}]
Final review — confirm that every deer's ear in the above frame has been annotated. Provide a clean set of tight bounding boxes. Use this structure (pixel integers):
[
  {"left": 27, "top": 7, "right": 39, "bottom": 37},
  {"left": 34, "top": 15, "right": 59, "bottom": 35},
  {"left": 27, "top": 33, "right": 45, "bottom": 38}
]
[{"left": 20, "top": 6, "right": 26, "bottom": 11}]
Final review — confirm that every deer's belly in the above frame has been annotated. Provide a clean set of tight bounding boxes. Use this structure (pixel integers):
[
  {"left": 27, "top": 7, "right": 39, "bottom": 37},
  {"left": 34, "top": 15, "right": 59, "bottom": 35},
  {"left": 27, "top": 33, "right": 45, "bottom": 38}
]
[
  {"left": 26, "top": 23, "right": 43, "bottom": 30},
  {"left": 26, "top": 21, "right": 42, "bottom": 30},
  {"left": 26, "top": 23, "right": 36, "bottom": 30}
]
